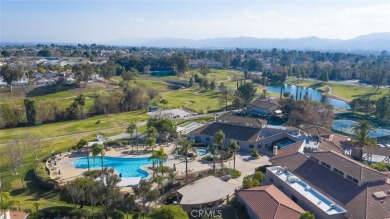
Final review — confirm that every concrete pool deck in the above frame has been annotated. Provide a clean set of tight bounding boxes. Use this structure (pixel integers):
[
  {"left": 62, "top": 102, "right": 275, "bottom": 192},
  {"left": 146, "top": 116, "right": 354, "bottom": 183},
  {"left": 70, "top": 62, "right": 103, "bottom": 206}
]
[{"left": 53, "top": 142, "right": 271, "bottom": 190}]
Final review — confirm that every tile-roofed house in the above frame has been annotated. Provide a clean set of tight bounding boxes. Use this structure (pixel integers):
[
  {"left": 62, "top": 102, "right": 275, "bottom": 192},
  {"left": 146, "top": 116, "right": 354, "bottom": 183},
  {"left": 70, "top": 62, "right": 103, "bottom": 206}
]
[
  {"left": 238, "top": 185, "right": 305, "bottom": 219},
  {"left": 309, "top": 151, "right": 387, "bottom": 184},
  {"left": 216, "top": 115, "right": 267, "bottom": 128},
  {"left": 190, "top": 119, "right": 300, "bottom": 151},
  {"left": 248, "top": 99, "right": 281, "bottom": 115},
  {"left": 190, "top": 122, "right": 261, "bottom": 142},
  {"left": 268, "top": 147, "right": 390, "bottom": 219},
  {"left": 318, "top": 141, "right": 345, "bottom": 155},
  {"left": 301, "top": 125, "right": 332, "bottom": 139}
]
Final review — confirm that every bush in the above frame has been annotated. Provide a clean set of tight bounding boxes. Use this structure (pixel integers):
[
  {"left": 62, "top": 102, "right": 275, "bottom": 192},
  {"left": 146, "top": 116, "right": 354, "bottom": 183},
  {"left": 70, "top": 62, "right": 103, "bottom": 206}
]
[
  {"left": 255, "top": 165, "right": 271, "bottom": 173},
  {"left": 253, "top": 171, "right": 265, "bottom": 182},
  {"left": 83, "top": 169, "right": 102, "bottom": 178},
  {"left": 133, "top": 212, "right": 140, "bottom": 219},
  {"left": 229, "top": 169, "right": 242, "bottom": 179},
  {"left": 39, "top": 206, "right": 74, "bottom": 218},
  {"left": 251, "top": 148, "right": 260, "bottom": 158},
  {"left": 370, "top": 162, "right": 390, "bottom": 171},
  {"left": 151, "top": 205, "right": 189, "bottom": 219}
]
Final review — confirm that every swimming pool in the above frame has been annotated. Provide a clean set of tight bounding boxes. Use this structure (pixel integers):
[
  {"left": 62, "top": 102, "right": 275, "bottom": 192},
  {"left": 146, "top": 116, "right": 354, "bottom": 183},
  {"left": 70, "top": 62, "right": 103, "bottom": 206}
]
[
  {"left": 72, "top": 156, "right": 155, "bottom": 178},
  {"left": 196, "top": 149, "right": 207, "bottom": 156}
]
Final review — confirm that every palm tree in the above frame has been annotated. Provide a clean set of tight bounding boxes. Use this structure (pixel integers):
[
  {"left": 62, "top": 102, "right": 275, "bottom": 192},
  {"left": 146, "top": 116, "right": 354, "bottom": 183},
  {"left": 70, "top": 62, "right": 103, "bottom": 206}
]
[
  {"left": 213, "top": 130, "right": 225, "bottom": 172},
  {"left": 34, "top": 201, "right": 40, "bottom": 213},
  {"left": 167, "top": 171, "right": 177, "bottom": 187},
  {"left": 153, "top": 175, "right": 165, "bottom": 194},
  {"left": 145, "top": 137, "right": 156, "bottom": 153},
  {"left": 209, "top": 145, "right": 218, "bottom": 176},
  {"left": 352, "top": 120, "right": 377, "bottom": 147},
  {"left": 15, "top": 199, "right": 21, "bottom": 211},
  {"left": 155, "top": 148, "right": 168, "bottom": 174},
  {"left": 179, "top": 139, "right": 196, "bottom": 182},
  {"left": 91, "top": 144, "right": 105, "bottom": 171},
  {"left": 76, "top": 139, "right": 89, "bottom": 171},
  {"left": 126, "top": 122, "right": 137, "bottom": 151},
  {"left": 146, "top": 127, "right": 158, "bottom": 152},
  {"left": 229, "top": 139, "right": 240, "bottom": 170}
]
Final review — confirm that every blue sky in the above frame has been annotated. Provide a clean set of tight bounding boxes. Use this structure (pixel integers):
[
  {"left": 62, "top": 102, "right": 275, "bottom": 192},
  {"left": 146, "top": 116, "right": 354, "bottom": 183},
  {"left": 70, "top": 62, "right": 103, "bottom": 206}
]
[{"left": 1, "top": 0, "right": 390, "bottom": 43}]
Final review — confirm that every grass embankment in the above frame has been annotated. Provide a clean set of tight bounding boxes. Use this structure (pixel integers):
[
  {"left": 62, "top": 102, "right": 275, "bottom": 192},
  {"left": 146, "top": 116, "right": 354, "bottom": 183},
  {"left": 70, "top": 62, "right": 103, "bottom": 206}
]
[
  {"left": 0, "top": 83, "right": 109, "bottom": 104},
  {"left": 285, "top": 78, "right": 389, "bottom": 101},
  {"left": 0, "top": 110, "right": 148, "bottom": 209},
  {"left": 0, "top": 111, "right": 149, "bottom": 144}
]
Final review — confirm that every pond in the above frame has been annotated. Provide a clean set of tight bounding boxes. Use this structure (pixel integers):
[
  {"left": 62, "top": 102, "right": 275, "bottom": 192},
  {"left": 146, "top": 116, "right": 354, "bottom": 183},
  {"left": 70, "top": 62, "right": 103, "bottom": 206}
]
[
  {"left": 332, "top": 119, "right": 390, "bottom": 138},
  {"left": 267, "top": 84, "right": 349, "bottom": 109}
]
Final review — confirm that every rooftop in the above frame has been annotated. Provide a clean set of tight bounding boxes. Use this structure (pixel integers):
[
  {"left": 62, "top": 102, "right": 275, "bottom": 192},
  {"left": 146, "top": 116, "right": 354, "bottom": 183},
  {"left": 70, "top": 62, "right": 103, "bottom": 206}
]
[
  {"left": 217, "top": 115, "right": 267, "bottom": 127},
  {"left": 309, "top": 151, "right": 387, "bottom": 182},
  {"left": 250, "top": 99, "right": 281, "bottom": 110},
  {"left": 268, "top": 166, "right": 347, "bottom": 215},
  {"left": 238, "top": 185, "right": 305, "bottom": 219},
  {"left": 270, "top": 151, "right": 390, "bottom": 219},
  {"left": 177, "top": 176, "right": 238, "bottom": 205},
  {"left": 190, "top": 122, "right": 261, "bottom": 142},
  {"left": 301, "top": 126, "right": 332, "bottom": 136}
]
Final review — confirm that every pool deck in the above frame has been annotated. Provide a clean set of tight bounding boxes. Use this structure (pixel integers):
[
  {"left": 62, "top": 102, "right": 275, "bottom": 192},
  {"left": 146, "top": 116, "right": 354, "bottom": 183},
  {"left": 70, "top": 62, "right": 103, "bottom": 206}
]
[{"left": 53, "top": 142, "right": 271, "bottom": 191}]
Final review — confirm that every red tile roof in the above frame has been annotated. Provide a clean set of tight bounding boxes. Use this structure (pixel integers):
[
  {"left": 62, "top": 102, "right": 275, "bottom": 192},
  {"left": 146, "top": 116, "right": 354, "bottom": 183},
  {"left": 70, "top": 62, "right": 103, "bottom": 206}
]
[
  {"left": 238, "top": 185, "right": 305, "bottom": 219},
  {"left": 270, "top": 152, "right": 390, "bottom": 219}
]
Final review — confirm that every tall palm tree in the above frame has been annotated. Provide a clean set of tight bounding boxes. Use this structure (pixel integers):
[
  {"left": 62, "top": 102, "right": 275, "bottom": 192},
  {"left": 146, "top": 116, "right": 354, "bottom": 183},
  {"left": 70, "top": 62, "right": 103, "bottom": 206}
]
[
  {"left": 213, "top": 130, "right": 225, "bottom": 172},
  {"left": 209, "top": 145, "right": 218, "bottom": 176},
  {"left": 167, "top": 171, "right": 177, "bottom": 187},
  {"left": 91, "top": 144, "right": 105, "bottom": 171},
  {"left": 126, "top": 122, "right": 137, "bottom": 151},
  {"left": 179, "top": 139, "right": 196, "bottom": 182},
  {"left": 146, "top": 127, "right": 158, "bottom": 152},
  {"left": 76, "top": 139, "right": 89, "bottom": 171},
  {"left": 352, "top": 120, "right": 377, "bottom": 147},
  {"left": 229, "top": 139, "right": 240, "bottom": 170},
  {"left": 155, "top": 148, "right": 168, "bottom": 174},
  {"left": 153, "top": 175, "right": 165, "bottom": 194}
]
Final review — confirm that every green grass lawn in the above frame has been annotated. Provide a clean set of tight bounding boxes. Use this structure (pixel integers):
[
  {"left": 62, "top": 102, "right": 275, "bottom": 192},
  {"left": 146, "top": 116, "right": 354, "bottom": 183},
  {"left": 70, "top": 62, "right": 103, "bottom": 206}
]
[
  {"left": 161, "top": 88, "right": 222, "bottom": 113},
  {"left": 0, "top": 126, "right": 125, "bottom": 211},
  {"left": 0, "top": 111, "right": 149, "bottom": 143},
  {"left": 0, "top": 83, "right": 109, "bottom": 104},
  {"left": 285, "top": 78, "right": 389, "bottom": 101}
]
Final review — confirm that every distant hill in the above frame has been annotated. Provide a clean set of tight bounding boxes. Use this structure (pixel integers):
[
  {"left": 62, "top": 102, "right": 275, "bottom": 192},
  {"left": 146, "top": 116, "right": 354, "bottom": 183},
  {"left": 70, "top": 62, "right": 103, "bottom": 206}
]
[{"left": 107, "top": 33, "right": 390, "bottom": 51}]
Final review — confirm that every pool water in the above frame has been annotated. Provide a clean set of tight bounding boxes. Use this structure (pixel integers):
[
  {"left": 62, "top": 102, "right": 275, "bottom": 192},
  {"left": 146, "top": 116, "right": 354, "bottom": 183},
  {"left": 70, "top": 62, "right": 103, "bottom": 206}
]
[
  {"left": 72, "top": 156, "right": 155, "bottom": 178},
  {"left": 196, "top": 149, "right": 207, "bottom": 156}
]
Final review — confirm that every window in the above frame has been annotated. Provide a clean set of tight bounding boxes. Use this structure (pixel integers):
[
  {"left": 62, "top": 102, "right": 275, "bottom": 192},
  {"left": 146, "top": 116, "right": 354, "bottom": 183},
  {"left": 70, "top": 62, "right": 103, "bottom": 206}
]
[
  {"left": 333, "top": 168, "right": 344, "bottom": 176},
  {"left": 321, "top": 162, "right": 331, "bottom": 169},
  {"left": 205, "top": 137, "right": 210, "bottom": 142},
  {"left": 257, "top": 145, "right": 262, "bottom": 148},
  {"left": 270, "top": 178, "right": 273, "bottom": 182},
  {"left": 311, "top": 157, "right": 319, "bottom": 163},
  {"left": 291, "top": 195, "right": 298, "bottom": 203},
  {"left": 249, "top": 145, "right": 254, "bottom": 148},
  {"left": 346, "top": 175, "right": 358, "bottom": 184}
]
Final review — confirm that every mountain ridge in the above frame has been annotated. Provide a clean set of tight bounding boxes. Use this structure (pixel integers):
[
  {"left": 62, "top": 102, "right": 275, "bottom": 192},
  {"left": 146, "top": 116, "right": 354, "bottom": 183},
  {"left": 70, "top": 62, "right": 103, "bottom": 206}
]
[{"left": 106, "top": 33, "right": 390, "bottom": 51}]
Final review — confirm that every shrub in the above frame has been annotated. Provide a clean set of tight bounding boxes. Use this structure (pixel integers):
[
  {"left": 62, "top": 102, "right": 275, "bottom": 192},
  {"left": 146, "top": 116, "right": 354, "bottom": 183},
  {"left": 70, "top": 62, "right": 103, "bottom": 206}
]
[
  {"left": 229, "top": 169, "right": 242, "bottom": 179},
  {"left": 255, "top": 165, "right": 271, "bottom": 173},
  {"left": 253, "top": 171, "right": 265, "bottom": 182},
  {"left": 151, "top": 205, "right": 189, "bottom": 219},
  {"left": 132, "top": 212, "right": 140, "bottom": 219},
  {"left": 251, "top": 148, "right": 260, "bottom": 158},
  {"left": 84, "top": 169, "right": 102, "bottom": 178}
]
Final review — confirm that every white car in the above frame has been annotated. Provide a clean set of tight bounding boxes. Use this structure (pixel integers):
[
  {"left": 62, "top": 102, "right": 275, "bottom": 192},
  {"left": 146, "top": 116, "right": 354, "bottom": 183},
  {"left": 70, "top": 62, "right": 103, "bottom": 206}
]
[{"left": 378, "top": 144, "right": 385, "bottom": 148}]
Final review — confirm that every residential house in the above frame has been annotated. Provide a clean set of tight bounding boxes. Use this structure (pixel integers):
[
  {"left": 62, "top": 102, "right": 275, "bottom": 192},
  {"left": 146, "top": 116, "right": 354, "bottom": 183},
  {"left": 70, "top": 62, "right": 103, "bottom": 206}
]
[
  {"left": 237, "top": 185, "right": 305, "bottom": 219},
  {"left": 267, "top": 144, "right": 390, "bottom": 219},
  {"left": 248, "top": 99, "right": 282, "bottom": 115},
  {"left": 190, "top": 115, "right": 301, "bottom": 151}
]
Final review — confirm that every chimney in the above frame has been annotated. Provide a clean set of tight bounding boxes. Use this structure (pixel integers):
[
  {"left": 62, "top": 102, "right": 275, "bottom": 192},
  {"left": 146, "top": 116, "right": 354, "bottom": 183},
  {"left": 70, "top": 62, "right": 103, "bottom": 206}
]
[{"left": 273, "top": 146, "right": 278, "bottom": 156}]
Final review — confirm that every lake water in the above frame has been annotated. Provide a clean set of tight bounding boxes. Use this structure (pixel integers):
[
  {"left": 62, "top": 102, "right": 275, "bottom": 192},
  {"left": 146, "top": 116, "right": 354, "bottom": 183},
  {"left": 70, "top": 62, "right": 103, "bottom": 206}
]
[{"left": 267, "top": 84, "right": 349, "bottom": 109}]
